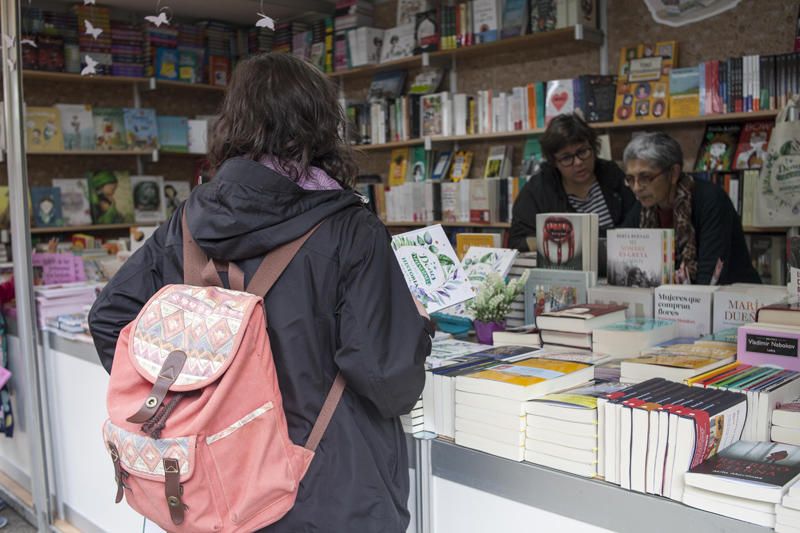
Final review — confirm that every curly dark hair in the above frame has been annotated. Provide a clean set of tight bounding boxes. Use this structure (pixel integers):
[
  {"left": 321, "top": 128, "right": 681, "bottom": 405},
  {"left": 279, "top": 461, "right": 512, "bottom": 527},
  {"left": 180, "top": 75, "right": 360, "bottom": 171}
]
[{"left": 208, "top": 53, "right": 358, "bottom": 188}]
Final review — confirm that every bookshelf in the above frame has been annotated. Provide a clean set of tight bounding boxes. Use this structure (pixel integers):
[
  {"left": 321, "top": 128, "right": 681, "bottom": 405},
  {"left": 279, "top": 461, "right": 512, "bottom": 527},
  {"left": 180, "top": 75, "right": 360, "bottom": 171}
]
[
  {"left": 26, "top": 150, "right": 155, "bottom": 156},
  {"left": 30, "top": 223, "right": 134, "bottom": 234},
  {"left": 330, "top": 26, "right": 604, "bottom": 80},
  {"left": 22, "top": 70, "right": 225, "bottom": 92},
  {"left": 356, "top": 110, "right": 781, "bottom": 152}
]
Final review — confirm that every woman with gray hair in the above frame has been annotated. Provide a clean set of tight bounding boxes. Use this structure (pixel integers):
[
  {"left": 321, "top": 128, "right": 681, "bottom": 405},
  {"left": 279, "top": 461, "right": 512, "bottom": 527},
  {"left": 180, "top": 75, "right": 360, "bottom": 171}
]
[{"left": 622, "top": 132, "right": 760, "bottom": 285}]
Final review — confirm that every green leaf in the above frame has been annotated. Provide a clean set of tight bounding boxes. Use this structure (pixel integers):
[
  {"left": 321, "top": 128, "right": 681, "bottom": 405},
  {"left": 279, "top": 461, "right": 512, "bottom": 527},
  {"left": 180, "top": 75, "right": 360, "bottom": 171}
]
[
  {"left": 438, "top": 254, "right": 454, "bottom": 266},
  {"left": 417, "top": 235, "right": 425, "bottom": 246},
  {"left": 423, "top": 231, "right": 432, "bottom": 244},
  {"left": 428, "top": 244, "right": 439, "bottom": 254}
]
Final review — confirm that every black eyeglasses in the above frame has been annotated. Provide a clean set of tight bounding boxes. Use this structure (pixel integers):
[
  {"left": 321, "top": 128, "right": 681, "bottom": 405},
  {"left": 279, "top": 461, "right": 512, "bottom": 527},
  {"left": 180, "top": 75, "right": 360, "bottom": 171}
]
[
  {"left": 624, "top": 168, "right": 669, "bottom": 188},
  {"left": 554, "top": 146, "right": 593, "bottom": 167}
]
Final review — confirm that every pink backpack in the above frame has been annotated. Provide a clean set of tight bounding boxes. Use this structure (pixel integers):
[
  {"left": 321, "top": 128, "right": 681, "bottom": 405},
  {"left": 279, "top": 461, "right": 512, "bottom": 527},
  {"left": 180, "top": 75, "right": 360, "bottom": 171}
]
[{"left": 102, "top": 213, "right": 344, "bottom": 532}]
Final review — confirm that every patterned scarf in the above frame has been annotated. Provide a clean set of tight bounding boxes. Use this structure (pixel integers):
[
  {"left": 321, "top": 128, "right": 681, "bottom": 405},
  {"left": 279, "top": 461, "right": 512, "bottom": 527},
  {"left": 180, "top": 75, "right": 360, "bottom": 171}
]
[{"left": 640, "top": 173, "right": 697, "bottom": 282}]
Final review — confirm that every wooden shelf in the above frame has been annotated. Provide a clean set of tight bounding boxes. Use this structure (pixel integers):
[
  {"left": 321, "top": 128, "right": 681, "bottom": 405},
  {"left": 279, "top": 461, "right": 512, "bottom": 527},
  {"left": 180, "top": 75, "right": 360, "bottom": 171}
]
[
  {"left": 330, "top": 26, "right": 603, "bottom": 80},
  {"left": 27, "top": 150, "right": 154, "bottom": 156},
  {"left": 31, "top": 223, "right": 134, "bottom": 234},
  {"left": 743, "top": 226, "right": 789, "bottom": 233},
  {"left": 22, "top": 70, "right": 225, "bottom": 92},
  {"left": 385, "top": 221, "right": 511, "bottom": 229},
  {"left": 356, "top": 110, "right": 780, "bottom": 151}
]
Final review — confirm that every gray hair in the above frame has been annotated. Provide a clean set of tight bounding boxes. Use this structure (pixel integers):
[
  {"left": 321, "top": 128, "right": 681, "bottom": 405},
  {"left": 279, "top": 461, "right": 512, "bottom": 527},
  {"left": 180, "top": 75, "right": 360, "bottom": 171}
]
[{"left": 622, "top": 132, "right": 683, "bottom": 170}]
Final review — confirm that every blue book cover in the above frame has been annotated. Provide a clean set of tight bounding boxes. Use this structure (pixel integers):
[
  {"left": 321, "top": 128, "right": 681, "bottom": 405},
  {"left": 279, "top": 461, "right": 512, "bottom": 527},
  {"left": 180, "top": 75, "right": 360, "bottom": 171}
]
[
  {"left": 123, "top": 108, "right": 159, "bottom": 150},
  {"left": 156, "top": 116, "right": 189, "bottom": 153},
  {"left": 501, "top": 0, "right": 528, "bottom": 38},
  {"left": 31, "top": 187, "right": 63, "bottom": 227},
  {"left": 155, "top": 47, "right": 179, "bottom": 81},
  {"left": 597, "top": 318, "right": 675, "bottom": 333}
]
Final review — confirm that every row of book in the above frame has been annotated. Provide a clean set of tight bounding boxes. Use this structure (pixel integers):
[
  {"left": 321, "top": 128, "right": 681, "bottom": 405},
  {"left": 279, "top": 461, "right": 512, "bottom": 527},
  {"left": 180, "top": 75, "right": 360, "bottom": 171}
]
[
  {"left": 5, "top": 174, "right": 191, "bottom": 229},
  {"left": 22, "top": 105, "right": 213, "bottom": 154}
]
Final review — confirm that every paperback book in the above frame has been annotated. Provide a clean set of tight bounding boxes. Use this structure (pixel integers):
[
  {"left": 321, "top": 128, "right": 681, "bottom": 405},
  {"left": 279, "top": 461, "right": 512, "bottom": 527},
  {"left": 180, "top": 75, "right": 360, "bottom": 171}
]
[
  {"left": 156, "top": 116, "right": 189, "bottom": 153},
  {"left": 131, "top": 176, "right": 166, "bottom": 224},
  {"left": 524, "top": 269, "right": 594, "bottom": 325},
  {"left": 55, "top": 104, "right": 95, "bottom": 150},
  {"left": 607, "top": 228, "right": 675, "bottom": 287},
  {"left": 93, "top": 108, "right": 127, "bottom": 151},
  {"left": 52, "top": 178, "right": 91, "bottom": 226},
  {"left": 391, "top": 224, "right": 474, "bottom": 313},
  {"left": 163, "top": 180, "right": 191, "bottom": 220},
  {"left": 25, "top": 106, "right": 64, "bottom": 152},
  {"left": 122, "top": 108, "right": 159, "bottom": 150},
  {"left": 30, "top": 187, "right": 63, "bottom": 227},
  {"left": 88, "top": 170, "right": 134, "bottom": 224},
  {"left": 536, "top": 213, "right": 599, "bottom": 272},
  {"left": 695, "top": 123, "right": 742, "bottom": 172}
]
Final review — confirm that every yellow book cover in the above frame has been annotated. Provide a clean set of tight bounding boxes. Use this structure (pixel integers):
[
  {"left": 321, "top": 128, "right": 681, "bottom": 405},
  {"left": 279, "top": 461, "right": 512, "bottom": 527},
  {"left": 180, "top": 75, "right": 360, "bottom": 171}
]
[
  {"left": 536, "top": 394, "right": 598, "bottom": 409},
  {"left": 388, "top": 148, "right": 409, "bottom": 187},
  {"left": 613, "top": 41, "right": 677, "bottom": 123},
  {"left": 0, "top": 186, "right": 8, "bottom": 228},
  {"left": 455, "top": 232, "right": 500, "bottom": 259},
  {"left": 449, "top": 151, "right": 473, "bottom": 182},
  {"left": 686, "top": 361, "right": 742, "bottom": 386},
  {"left": 464, "top": 358, "right": 589, "bottom": 387},
  {"left": 625, "top": 354, "right": 725, "bottom": 369},
  {"left": 649, "top": 343, "right": 737, "bottom": 359},
  {"left": 25, "top": 106, "right": 64, "bottom": 152}
]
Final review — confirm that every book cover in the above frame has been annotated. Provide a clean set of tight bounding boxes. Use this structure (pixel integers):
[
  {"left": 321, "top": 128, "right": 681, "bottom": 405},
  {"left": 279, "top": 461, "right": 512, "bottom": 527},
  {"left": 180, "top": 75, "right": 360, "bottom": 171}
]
[
  {"left": 689, "top": 441, "right": 800, "bottom": 488},
  {"left": 576, "top": 75, "right": 617, "bottom": 123},
  {"left": 421, "top": 93, "right": 446, "bottom": 137},
  {"left": 380, "top": 24, "right": 416, "bottom": 63},
  {"left": 55, "top": 104, "right": 95, "bottom": 151},
  {"left": 695, "top": 123, "right": 742, "bottom": 172},
  {"left": 733, "top": 121, "right": 773, "bottom": 170},
  {"left": 208, "top": 55, "right": 230, "bottom": 86},
  {"left": 187, "top": 119, "right": 208, "bottom": 154},
  {"left": 88, "top": 170, "right": 134, "bottom": 224},
  {"left": 122, "top": 108, "right": 159, "bottom": 150},
  {"left": 713, "top": 284, "right": 789, "bottom": 332},
  {"left": 524, "top": 269, "right": 593, "bottom": 324},
  {"left": 52, "top": 178, "right": 91, "bottom": 226},
  {"left": 368, "top": 70, "right": 408, "bottom": 101},
  {"left": 455, "top": 233, "right": 501, "bottom": 259},
  {"left": 396, "top": 0, "right": 432, "bottom": 25},
  {"left": 163, "top": 180, "right": 191, "bottom": 220},
  {"left": 669, "top": 67, "right": 700, "bottom": 118},
  {"left": 93, "top": 108, "right": 127, "bottom": 151},
  {"left": 539, "top": 303, "right": 628, "bottom": 321},
  {"left": 407, "top": 146, "right": 427, "bottom": 182},
  {"left": 530, "top": 0, "right": 556, "bottom": 33},
  {"left": 430, "top": 151, "right": 453, "bottom": 181},
  {"left": 155, "top": 47, "right": 179, "bottom": 81},
  {"left": 414, "top": 9, "right": 439, "bottom": 53},
  {"left": 483, "top": 145, "right": 508, "bottom": 179},
  {"left": 389, "top": 148, "right": 410, "bottom": 186},
  {"left": 472, "top": 0, "right": 501, "bottom": 43},
  {"left": 30, "top": 187, "right": 63, "bottom": 227},
  {"left": 459, "top": 357, "right": 590, "bottom": 389},
  {"left": 131, "top": 175, "right": 166, "bottom": 224},
  {"left": 501, "top": 0, "right": 528, "bottom": 38},
  {"left": 599, "top": 318, "right": 675, "bottom": 333},
  {"left": 654, "top": 285, "right": 718, "bottom": 338},
  {"left": 545, "top": 79, "right": 575, "bottom": 125},
  {"left": 607, "top": 228, "right": 675, "bottom": 287},
  {"left": 625, "top": 353, "right": 727, "bottom": 370},
  {"left": 613, "top": 41, "right": 676, "bottom": 123},
  {"left": 536, "top": 213, "right": 598, "bottom": 271},
  {"left": 391, "top": 224, "right": 475, "bottom": 313},
  {"left": 521, "top": 137, "right": 544, "bottom": 177},
  {"left": 449, "top": 151, "right": 473, "bottom": 181},
  {"left": 439, "top": 247, "right": 518, "bottom": 319},
  {"left": 0, "top": 187, "right": 9, "bottom": 228},
  {"left": 156, "top": 116, "right": 189, "bottom": 153},
  {"left": 737, "top": 323, "right": 800, "bottom": 371},
  {"left": 25, "top": 106, "right": 64, "bottom": 152}
]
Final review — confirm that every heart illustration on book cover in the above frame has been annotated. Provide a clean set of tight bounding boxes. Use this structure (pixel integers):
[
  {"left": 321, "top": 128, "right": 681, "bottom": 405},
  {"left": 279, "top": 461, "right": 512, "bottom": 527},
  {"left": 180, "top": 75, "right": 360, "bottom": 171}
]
[{"left": 551, "top": 92, "right": 569, "bottom": 111}]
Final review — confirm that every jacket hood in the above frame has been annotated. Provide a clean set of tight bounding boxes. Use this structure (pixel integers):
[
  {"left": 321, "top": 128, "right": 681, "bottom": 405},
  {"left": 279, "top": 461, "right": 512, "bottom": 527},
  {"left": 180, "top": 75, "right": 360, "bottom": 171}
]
[{"left": 185, "top": 157, "right": 363, "bottom": 260}]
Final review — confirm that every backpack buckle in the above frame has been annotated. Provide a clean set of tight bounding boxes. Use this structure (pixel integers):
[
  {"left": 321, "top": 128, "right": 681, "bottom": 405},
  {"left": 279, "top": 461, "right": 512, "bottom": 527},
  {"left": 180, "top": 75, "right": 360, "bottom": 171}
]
[
  {"left": 127, "top": 350, "right": 187, "bottom": 425},
  {"left": 163, "top": 458, "right": 185, "bottom": 525}
]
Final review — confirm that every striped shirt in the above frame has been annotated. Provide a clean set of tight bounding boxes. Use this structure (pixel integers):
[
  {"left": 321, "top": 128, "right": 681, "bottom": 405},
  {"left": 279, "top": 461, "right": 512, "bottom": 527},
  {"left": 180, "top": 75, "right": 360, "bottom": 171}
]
[{"left": 567, "top": 181, "right": 614, "bottom": 229}]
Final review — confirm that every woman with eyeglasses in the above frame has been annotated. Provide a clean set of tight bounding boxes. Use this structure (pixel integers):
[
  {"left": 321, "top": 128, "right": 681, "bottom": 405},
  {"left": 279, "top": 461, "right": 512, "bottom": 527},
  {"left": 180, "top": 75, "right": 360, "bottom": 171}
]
[
  {"left": 509, "top": 113, "right": 635, "bottom": 251},
  {"left": 622, "top": 132, "right": 760, "bottom": 285}
]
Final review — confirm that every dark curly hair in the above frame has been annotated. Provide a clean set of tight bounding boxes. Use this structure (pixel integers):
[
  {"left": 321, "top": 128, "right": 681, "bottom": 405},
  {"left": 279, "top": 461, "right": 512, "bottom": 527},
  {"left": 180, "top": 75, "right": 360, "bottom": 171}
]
[{"left": 208, "top": 53, "right": 358, "bottom": 188}]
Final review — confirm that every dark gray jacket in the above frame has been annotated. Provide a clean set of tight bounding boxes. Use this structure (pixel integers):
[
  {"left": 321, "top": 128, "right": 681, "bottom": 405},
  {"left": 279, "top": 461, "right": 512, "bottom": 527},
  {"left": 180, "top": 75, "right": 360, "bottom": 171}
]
[
  {"left": 509, "top": 159, "right": 636, "bottom": 251},
  {"left": 89, "top": 157, "right": 430, "bottom": 532}
]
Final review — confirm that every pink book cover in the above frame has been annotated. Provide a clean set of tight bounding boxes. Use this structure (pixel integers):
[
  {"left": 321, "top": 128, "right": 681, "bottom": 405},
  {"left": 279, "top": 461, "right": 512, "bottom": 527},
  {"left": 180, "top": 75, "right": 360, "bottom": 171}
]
[
  {"left": 0, "top": 367, "right": 10, "bottom": 389},
  {"left": 737, "top": 324, "right": 800, "bottom": 371}
]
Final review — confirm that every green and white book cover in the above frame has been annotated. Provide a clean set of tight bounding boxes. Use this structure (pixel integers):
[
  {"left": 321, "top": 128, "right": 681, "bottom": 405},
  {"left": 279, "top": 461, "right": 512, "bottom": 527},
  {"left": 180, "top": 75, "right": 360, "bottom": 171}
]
[
  {"left": 598, "top": 318, "right": 675, "bottom": 332},
  {"left": 392, "top": 224, "right": 474, "bottom": 314}
]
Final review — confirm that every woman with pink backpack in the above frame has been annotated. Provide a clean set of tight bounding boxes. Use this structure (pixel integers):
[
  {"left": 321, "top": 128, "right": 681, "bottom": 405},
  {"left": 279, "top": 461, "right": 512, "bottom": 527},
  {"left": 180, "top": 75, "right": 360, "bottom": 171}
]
[{"left": 89, "top": 53, "right": 432, "bottom": 532}]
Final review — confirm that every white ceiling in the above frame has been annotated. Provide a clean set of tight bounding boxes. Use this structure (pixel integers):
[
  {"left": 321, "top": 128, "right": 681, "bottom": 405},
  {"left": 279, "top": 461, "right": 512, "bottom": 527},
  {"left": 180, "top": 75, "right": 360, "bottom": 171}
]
[{"left": 41, "top": 0, "right": 338, "bottom": 25}]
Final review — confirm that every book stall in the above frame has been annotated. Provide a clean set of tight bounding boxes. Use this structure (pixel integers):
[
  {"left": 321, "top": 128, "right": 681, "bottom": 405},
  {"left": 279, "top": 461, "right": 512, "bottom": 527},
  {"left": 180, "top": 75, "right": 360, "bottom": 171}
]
[{"left": 0, "top": 0, "right": 799, "bottom": 532}]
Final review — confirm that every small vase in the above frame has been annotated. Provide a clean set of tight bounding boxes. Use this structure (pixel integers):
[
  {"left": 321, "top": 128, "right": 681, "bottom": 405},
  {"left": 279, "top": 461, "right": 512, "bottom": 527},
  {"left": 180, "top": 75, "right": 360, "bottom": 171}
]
[{"left": 474, "top": 320, "right": 506, "bottom": 345}]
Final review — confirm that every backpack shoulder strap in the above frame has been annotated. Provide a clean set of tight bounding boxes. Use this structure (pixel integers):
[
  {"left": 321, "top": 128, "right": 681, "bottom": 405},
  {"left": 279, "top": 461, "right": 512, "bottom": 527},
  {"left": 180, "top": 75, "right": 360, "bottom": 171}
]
[
  {"left": 182, "top": 209, "right": 244, "bottom": 290},
  {"left": 305, "top": 372, "right": 345, "bottom": 452},
  {"left": 245, "top": 222, "right": 322, "bottom": 296}
]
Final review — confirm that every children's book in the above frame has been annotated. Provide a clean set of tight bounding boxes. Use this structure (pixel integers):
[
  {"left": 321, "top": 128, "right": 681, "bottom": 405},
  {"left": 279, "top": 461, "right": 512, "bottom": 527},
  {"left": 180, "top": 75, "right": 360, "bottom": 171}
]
[
  {"left": 88, "top": 170, "right": 134, "bottom": 224},
  {"left": 733, "top": 121, "right": 773, "bottom": 170},
  {"left": 55, "top": 104, "right": 95, "bottom": 150},
  {"left": 695, "top": 123, "right": 742, "bottom": 172},
  {"left": 668, "top": 67, "right": 700, "bottom": 118},
  {"left": 449, "top": 150, "right": 473, "bottom": 181},
  {"left": 52, "top": 178, "right": 91, "bottom": 226},
  {"left": 30, "top": 187, "right": 63, "bottom": 227},
  {"left": 163, "top": 180, "right": 191, "bottom": 220},
  {"left": 414, "top": 10, "right": 440, "bottom": 53},
  {"left": 131, "top": 175, "right": 166, "bottom": 224},
  {"left": 501, "top": 0, "right": 528, "bottom": 38},
  {"left": 156, "top": 116, "right": 189, "bottom": 153},
  {"left": 93, "top": 108, "right": 127, "bottom": 151},
  {"left": 122, "top": 108, "right": 159, "bottom": 150},
  {"left": 613, "top": 41, "right": 677, "bottom": 123},
  {"left": 380, "top": 24, "right": 416, "bottom": 63},
  {"left": 25, "top": 106, "right": 64, "bottom": 152},
  {"left": 391, "top": 224, "right": 475, "bottom": 313},
  {"left": 389, "top": 148, "right": 410, "bottom": 186},
  {"left": 545, "top": 79, "right": 576, "bottom": 124},
  {"left": 576, "top": 75, "right": 617, "bottom": 123},
  {"left": 407, "top": 147, "right": 428, "bottom": 182},
  {"left": 431, "top": 151, "right": 453, "bottom": 181}
]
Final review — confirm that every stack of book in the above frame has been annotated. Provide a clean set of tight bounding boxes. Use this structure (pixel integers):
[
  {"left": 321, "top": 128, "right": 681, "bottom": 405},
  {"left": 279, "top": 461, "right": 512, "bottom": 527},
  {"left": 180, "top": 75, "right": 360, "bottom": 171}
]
[
  {"left": 74, "top": 4, "right": 112, "bottom": 75},
  {"left": 143, "top": 24, "right": 178, "bottom": 78},
  {"left": 683, "top": 441, "right": 800, "bottom": 528},
  {"left": 738, "top": 299, "right": 800, "bottom": 372},
  {"left": 592, "top": 318, "right": 677, "bottom": 358},
  {"left": 589, "top": 285, "right": 655, "bottom": 320},
  {"left": 34, "top": 283, "right": 98, "bottom": 329},
  {"left": 200, "top": 21, "right": 235, "bottom": 85},
  {"left": 778, "top": 480, "right": 800, "bottom": 533},
  {"left": 110, "top": 22, "right": 145, "bottom": 78},
  {"left": 619, "top": 337, "right": 736, "bottom": 384},
  {"left": 453, "top": 356, "right": 594, "bottom": 461},
  {"left": 536, "top": 303, "right": 627, "bottom": 350},
  {"left": 691, "top": 362, "right": 800, "bottom": 441},
  {"left": 525, "top": 380, "right": 625, "bottom": 477},
  {"left": 505, "top": 251, "right": 536, "bottom": 328},
  {"left": 712, "top": 283, "right": 789, "bottom": 332},
  {"left": 600, "top": 378, "right": 746, "bottom": 500},
  {"left": 773, "top": 401, "right": 800, "bottom": 446},
  {"left": 524, "top": 269, "right": 595, "bottom": 326}
]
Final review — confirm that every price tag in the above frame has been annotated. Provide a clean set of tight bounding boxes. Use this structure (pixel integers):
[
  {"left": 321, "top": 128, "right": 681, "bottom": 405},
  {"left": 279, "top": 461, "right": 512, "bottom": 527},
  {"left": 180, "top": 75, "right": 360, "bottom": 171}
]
[
  {"left": 424, "top": 136, "right": 432, "bottom": 150},
  {"left": 422, "top": 52, "right": 430, "bottom": 67}
]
